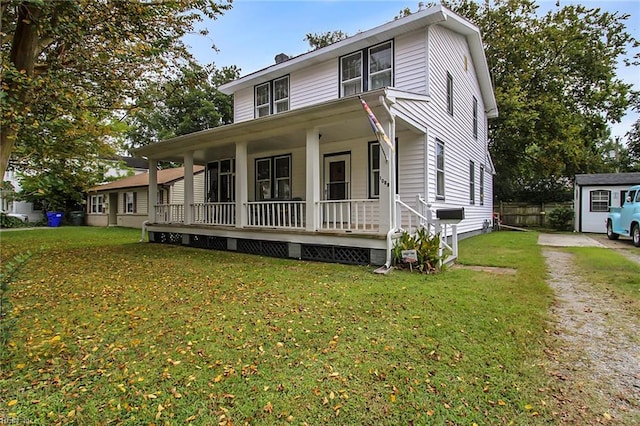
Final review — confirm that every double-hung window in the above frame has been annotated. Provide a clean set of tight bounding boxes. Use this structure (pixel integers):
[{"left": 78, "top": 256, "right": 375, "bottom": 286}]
[
  {"left": 340, "top": 40, "right": 393, "bottom": 97},
  {"left": 436, "top": 139, "right": 445, "bottom": 199},
  {"left": 207, "top": 159, "right": 236, "bottom": 202},
  {"left": 446, "top": 72, "right": 454, "bottom": 115},
  {"left": 479, "top": 164, "right": 485, "bottom": 206},
  {"left": 254, "top": 76, "right": 289, "bottom": 117},
  {"left": 469, "top": 161, "right": 475, "bottom": 205},
  {"left": 90, "top": 194, "right": 103, "bottom": 213},
  {"left": 590, "top": 190, "right": 610, "bottom": 212},
  {"left": 124, "top": 192, "right": 136, "bottom": 214},
  {"left": 255, "top": 154, "right": 291, "bottom": 201},
  {"left": 472, "top": 96, "right": 478, "bottom": 138},
  {"left": 369, "top": 142, "right": 380, "bottom": 198}
]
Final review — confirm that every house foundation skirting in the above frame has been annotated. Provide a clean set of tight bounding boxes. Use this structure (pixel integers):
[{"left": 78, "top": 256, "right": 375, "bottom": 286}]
[{"left": 146, "top": 224, "right": 387, "bottom": 266}]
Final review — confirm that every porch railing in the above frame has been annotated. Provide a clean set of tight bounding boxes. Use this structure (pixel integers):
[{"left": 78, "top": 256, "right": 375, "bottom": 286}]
[
  {"left": 246, "top": 200, "right": 306, "bottom": 229},
  {"left": 317, "top": 199, "right": 379, "bottom": 232},
  {"left": 193, "top": 202, "right": 235, "bottom": 226},
  {"left": 154, "top": 203, "right": 184, "bottom": 223}
]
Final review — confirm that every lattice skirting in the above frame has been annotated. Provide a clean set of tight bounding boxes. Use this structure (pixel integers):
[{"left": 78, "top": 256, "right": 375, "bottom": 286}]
[{"left": 149, "top": 232, "right": 375, "bottom": 266}]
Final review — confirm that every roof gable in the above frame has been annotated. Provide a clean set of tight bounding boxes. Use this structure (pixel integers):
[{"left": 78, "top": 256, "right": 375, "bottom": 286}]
[{"left": 88, "top": 166, "right": 204, "bottom": 192}]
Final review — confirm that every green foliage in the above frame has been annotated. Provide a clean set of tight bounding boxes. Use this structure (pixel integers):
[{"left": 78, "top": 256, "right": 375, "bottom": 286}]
[
  {"left": 546, "top": 207, "right": 574, "bottom": 231},
  {"left": 0, "top": 251, "right": 32, "bottom": 350},
  {"left": 1, "top": 0, "right": 232, "bottom": 177},
  {"left": 442, "top": 0, "right": 638, "bottom": 201},
  {"left": 392, "top": 228, "right": 442, "bottom": 273},
  {"left": 126, "top": 63, "right": 239, "bottom": 150},
  {"left": 304, "top": 31, "right": 349, "bottom": 50},
  {"left": 0, "top": 213, "right": 28, "bottom": 229}
]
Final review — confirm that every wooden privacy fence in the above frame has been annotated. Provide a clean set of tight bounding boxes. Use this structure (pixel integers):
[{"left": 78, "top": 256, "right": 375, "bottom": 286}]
[{"left": 496, "top": 201, "right": 573, "bottom": 228}]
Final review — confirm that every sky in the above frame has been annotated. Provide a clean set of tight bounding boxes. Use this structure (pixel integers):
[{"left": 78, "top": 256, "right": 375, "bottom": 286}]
[{"left": 183, "top": 0, "right": 640, "bottom": 141}]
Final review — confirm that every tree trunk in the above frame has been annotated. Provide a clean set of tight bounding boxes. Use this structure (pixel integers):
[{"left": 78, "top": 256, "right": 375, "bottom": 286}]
[{"left": 0, "top": 2, "right": 41, "bottom": 178}]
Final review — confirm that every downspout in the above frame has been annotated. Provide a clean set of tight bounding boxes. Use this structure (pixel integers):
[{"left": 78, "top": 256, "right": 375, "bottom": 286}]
[{"left": 380, "top": 91, "right": 397, "bottom": 270}]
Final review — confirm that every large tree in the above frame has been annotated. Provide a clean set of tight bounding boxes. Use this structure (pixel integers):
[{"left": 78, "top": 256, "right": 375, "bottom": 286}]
[
  {"left": 125, "top": 63, "right": 239, "bottom": 151},
  {"left": 443, "top": 0, "right": 638, "bottom": 201},
  {"left": 0, "top": 0, "right": 232, "bottom": 178}
]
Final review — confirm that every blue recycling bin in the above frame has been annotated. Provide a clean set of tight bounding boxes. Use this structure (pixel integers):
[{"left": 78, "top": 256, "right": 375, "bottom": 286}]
[{"left": 46, "top": 212, "right": 63, "bottom": 227}]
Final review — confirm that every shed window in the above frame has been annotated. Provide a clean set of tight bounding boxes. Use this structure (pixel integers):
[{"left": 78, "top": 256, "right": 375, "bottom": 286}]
[{"left": 590, "top": 190, "right": 610, "bottom": 212}]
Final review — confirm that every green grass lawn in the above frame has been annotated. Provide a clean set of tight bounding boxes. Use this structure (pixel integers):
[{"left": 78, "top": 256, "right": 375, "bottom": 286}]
[{"left": 1, "top": 228, "right": 555, "bottom": 424}]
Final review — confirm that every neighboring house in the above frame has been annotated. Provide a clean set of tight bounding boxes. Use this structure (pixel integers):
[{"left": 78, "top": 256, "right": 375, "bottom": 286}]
[
  {"left": 102, "top": 156, "right": 149, "bottom": 181},
  {"left": 133, "top": 5, "right": 498, "bottom": 267},
  {"left": 1, "top": 168, "right": 44, "bottom": 223},
  {"left": 574, "top": 172, "right": 640, "bottom": 233},
  {"left": 86, "top": 166, "right": 205, "bottom": 228}
]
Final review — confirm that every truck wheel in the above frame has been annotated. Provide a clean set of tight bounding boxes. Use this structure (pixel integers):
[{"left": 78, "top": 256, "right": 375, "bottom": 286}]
[
  {"left": 607, "top": 220, "right": 619, "bottom": 240},
  {"left": 633, "top": 224, "right": 640, "bottom": 247}
]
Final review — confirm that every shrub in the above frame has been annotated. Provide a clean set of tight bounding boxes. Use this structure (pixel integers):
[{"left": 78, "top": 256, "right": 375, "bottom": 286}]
[
  {"left": 392, "top": 227, "right": 443, "bottom": 273},
  {"left": 547, "top": 206, "right": 574, "bottom": 231},
  {"left": 0, "top": 213, "right": 28, "bottom": 229}
]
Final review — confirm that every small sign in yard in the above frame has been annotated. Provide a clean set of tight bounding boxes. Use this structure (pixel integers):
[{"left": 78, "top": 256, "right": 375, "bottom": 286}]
[{"left": 401, "top": 250, "right": 418, "bottom": 263}]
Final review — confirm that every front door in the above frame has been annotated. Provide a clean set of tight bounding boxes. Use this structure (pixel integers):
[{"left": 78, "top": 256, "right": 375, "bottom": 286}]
[{"left": 323, "top": 153, "right": 351, "bottom": 224}]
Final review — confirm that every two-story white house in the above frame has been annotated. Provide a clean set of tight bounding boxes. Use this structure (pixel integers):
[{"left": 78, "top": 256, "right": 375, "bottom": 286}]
[{"left": 133, "top": 5, "right": 498, "bottom": 268}]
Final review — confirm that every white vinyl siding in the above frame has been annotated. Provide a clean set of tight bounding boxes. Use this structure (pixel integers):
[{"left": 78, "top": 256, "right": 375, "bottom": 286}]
[
  {"left": 394, "top": 30, "right": 427, "bottom": 94},
  {"left": 234, "top": 87, "right": 254, "bottom": 122},
  {"left": 290, "top": 61, "right": 337, "bottom": 109}
]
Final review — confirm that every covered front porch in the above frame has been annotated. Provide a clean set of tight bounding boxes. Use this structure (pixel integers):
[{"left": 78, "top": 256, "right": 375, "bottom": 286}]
[{"left": 134, "top": 89, "right": 457, "bottom": 266}]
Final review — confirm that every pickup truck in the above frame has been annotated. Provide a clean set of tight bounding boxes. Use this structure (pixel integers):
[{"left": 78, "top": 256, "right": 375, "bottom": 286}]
[{"left": 607, "top": 184, "right": 640, "bottom": 246}]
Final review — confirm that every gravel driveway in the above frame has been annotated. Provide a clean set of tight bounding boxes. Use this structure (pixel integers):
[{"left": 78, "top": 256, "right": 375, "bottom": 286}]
[{"left": 539, "top": 233, "right": 640, "bottom": 423}]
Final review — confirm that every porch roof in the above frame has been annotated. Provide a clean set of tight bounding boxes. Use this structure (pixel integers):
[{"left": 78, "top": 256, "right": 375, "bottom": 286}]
[{"left": 133, "top": 89, "right": 422, "bottom": 164}]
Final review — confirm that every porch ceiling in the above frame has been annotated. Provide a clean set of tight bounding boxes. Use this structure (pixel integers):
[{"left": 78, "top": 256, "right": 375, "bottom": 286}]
[{"left": 133, "top": 90, "right": 418, "bottom": 165}]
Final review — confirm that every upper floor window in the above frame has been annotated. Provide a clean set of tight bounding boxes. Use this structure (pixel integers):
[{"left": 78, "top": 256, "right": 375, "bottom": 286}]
[
  {"left": 254, "top": 76, "right": 289, "bottom": 118},
  {"left": 473, "top": 96, "right": 478, "bottom": 138},
  {"left": 436, "top": 139, "right": 445, "bottom": 199},
  {"left": 446, "top": 72, "right": 454, "bottom": 115},
  {"left": 590, "top": 190, "right": 610, "bottom": 212},
  {"left": 340, "top": 41, "right": 393, "bottom": 97}
]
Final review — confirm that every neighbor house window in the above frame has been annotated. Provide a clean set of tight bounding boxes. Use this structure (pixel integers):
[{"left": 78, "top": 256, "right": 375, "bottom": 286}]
[
  {"left": 479, "top": 164, "right": 485, "bottom": 206},
  {"left": 255, "top": 154, "right": 291, "bottom": 201},
  {"left": 340, "top": 40, "right": 393, "bottom": 97},
  {"left": 90, "top": 194, "right": 104, "bottom": 213},
  {"left": 124, "top": 191, "right": 136, "bottom": 214},
  {"left": 206, "top": 159, "right": 236, "bottom": 202},
  {"left": 368, "top": 141, "right": 380, "bottom": 198},
  {"left": 436, "top": 139, "right": 445, "bottom": 199},
  {"left": 254, "top": 76, "right": 289, "bottom": 117},
  {"left": 590, "top": 190, "right": 610, "bottom": 212},
  {"left": 469, "top": 161, "right": 475, "bottom": 205},
  {"left": 473, "top": 96, "right": 478, "bottom": 138},
  {"left": 446, "top": 72, "right": 454, "bottom": 115}
]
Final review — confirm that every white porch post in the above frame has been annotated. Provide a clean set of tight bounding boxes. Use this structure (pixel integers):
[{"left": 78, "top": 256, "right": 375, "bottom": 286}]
[
  {"left": 378, "top": 119, "right": 395, "bottom": 234},
  {"left": 148, "top": 159, "right": 158, "bottom": 222},
  {"left": 305, "top": 128, "right": 320, "bottom": 232},
  {"left": 183, "top": 152, "right": 194, "bottom": 225},
  {"left": 235, "top": 141, "right": 248, "bottom": 228}
]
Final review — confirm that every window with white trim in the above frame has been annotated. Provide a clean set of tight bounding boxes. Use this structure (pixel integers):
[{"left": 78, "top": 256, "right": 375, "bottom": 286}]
[
  {"left": 124, "top": 191, "right": 136, "bottom": 214},
  {"left": 436, "top": 139, "right": 445, "bottom": 199},
  {"left": 590, "top": 190, "right": 610, "bottom": 212},
  {"left": 368, "top": 141, "right": 380, "bottom": 198},
  {"left": 254, "top": 76, "right": 289, "bottom": 117},
  {"left": 469, "top": 161, "right": 475, "bottom": 205},
  {"left": 446, "top": 72, "right": 454, "bottom": 115},
  {"left": 479, "top": 164, "right": 485, "bottom": 206},
  {"left": 473, "top": 96, "right": 478, "bottom": 138},
  {"left": 90, "top": 194, "right": 104, "bottom": 213},
  {"left": 340, "top": 40, "right": 393, "bottom": 97},
  {"left": 255, "top": 154, "right": 291, "bottom": 201}
]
